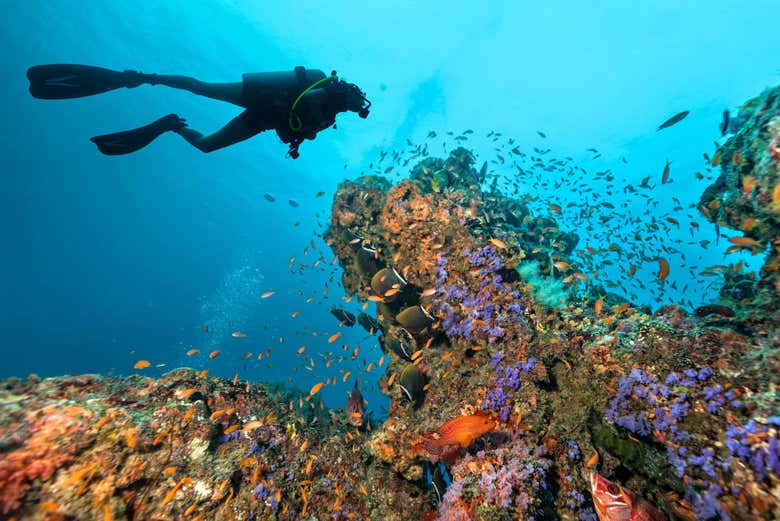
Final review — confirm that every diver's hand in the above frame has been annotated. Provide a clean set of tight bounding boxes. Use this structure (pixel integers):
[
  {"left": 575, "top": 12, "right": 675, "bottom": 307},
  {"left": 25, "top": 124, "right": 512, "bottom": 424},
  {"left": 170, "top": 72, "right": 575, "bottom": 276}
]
[{"left": 161, "top": 114, "right": 188, "bottom": 131}]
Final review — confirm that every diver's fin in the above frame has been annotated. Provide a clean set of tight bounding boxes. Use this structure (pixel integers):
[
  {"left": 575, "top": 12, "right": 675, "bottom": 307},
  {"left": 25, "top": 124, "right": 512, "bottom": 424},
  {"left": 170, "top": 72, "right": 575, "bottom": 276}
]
[
  {"left": 27, "top": 64, "right": 146, "bottom": 99},
  {"left": 90, "top": 114, "right": 185, "bottom": 155}
]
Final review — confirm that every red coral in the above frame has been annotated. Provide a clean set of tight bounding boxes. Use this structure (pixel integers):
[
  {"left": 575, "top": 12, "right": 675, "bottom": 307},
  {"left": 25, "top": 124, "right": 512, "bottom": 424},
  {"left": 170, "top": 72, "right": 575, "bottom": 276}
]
[{"left": 0, "top": 406, "right": 89, "bottom": 514}]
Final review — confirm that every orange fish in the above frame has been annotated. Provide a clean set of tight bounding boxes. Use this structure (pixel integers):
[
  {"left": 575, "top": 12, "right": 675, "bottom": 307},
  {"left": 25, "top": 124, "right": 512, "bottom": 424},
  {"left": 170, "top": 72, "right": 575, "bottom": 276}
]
[
  {"left": 209, "top": 350, "right": 220, "bottom": 359},
  {"left": 594, "top": 298, "right": 603, "bottom": 317},
  {"left": 742, "top": 175, "right": 757, "bottom": 194},
  {"left": 733, "top": 151, "right": 743, "bottom": 167},
  {"left": 590, "top": 473, "right": 667, "bottom": 521},
  {"left": 186, "top": 349, "right": 200, "bottom": 356},
  {"left": 231, "top": 331, "right": 247, "bottom": 338},
  {"left": 328, "top": 332, "right": 342, "bottom": 343},
  {"left": 133, "top": 360, "right": 151, "bottom": 370},
  {"left": 657, "top": 258, "right": 669, "bottom": 283},
  {"left": 309, "top": 382, "right": 324, "bottom": 396},
  {"left": 417, "top": 412, "right": 497, "bottom": 459},
  {"left": 176, "top": 388, "right": 198, "bottom": 400},
  {"left": 740, "top": 218, "right": 758, "bottom": 231},
  {"left": 728, "top": 236, "right": 760, "bottom": 247},
  {"left": 586, "top": 450, "right": 599, "bottom": 467},
  {"left": 711, "top": 150, "right": 722, "bottom": 167},
  {"left": 40, "top": 501, "right": 59, "bottom": 513},
  {"left": 260, "top": 291, "right": 276, "bottom": 298},
  {"left": 489, "top": 238, "right": 508, "bottom": 249}
]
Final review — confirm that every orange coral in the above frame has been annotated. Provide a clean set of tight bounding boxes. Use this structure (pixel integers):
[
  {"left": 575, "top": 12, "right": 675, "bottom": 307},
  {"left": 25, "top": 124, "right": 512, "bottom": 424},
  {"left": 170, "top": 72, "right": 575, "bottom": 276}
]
[{"left": 0, "top": 406, "right": 91, "bottom": 514}]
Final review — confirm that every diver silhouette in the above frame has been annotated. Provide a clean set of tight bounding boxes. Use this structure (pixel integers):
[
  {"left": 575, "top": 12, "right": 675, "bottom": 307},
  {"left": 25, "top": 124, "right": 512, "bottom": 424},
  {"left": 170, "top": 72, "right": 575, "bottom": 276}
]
[{"left": 27, "top": 64, "right": 371, "bottom": 159}]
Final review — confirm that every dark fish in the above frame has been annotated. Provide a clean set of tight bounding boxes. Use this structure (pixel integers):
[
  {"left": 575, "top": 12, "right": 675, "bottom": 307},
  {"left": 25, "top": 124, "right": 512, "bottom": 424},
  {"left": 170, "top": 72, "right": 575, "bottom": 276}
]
[
  {"left": 431, "top": 464, "right": 448, "bottom": 504},
  {"left": 657, "top": 110, "right": 689, "bottom": 131},
  {"left": 288, "top": 199, "right": 299, "bottom": 207},
  {"left": 399, "top": 363, "right": 426, "bottom": 403},
  {"left": 396, "top": 305, "right": 433, "bottom": 333},
  {"left": 661, "top": 160, "right": 671, "bottom": 184},
  {"left": 329, "top": 307, "right": 356, "bottom": 326},
  {"left": 386, "top": 336, "right": 414, "bottom": 360},
  {"left": 478, "top": 161, "right": 488, "bottom": 183},
  {"left": 346, "top": 382, "right": 364, "bottom": 426},
  {"left": 263, "top": 193, "right": 275, "bottom": 202},
  {"left": 357, "top": 313, "right": 381, "bottom": 335},
  {"left": 719, "top": 109, "right": 730, "bottom": 136},
  {"left": 695, "top": 305, "right": 735, "bottom": 318},
  {"left": 537, "top": 130, "right": 546, "bottom": 138}
]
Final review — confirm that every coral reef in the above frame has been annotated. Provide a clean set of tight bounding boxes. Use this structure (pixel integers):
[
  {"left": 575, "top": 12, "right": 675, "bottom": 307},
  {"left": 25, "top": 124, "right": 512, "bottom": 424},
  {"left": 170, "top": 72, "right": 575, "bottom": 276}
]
[
  {"left": 700, "top": 86, "right": 780, "bottom": 308},
  {"left": 0, "top": 370, "right": 426, "bottom": 520},
  {"left": 324, "top": 132, "right": 778, "bottom": 518},
  {"left": 2, "top": 88, "right": 779, "bottom": 519}
]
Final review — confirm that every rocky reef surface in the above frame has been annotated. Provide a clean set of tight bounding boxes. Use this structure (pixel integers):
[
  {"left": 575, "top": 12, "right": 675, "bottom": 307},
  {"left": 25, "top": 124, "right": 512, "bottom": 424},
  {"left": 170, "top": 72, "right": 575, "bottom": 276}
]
[{"left": 1, "top": 88, "right": 779, "bottom": 520}]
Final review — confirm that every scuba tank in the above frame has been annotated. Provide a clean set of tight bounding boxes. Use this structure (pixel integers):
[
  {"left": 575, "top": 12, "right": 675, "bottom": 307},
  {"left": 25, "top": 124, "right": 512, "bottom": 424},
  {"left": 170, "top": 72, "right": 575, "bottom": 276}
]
[{"left": 241, "top": 66, "right": 327, "bottom": 108}]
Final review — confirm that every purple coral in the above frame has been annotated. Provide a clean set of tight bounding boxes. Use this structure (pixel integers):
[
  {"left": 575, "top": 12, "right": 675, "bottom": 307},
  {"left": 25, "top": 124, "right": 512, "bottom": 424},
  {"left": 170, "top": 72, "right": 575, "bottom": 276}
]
[
  {"left": 567, "top": 440, "right": 581, "bottom": 462},
  {"left": 435, "top": 248, "right": 524, "bottom": 342},
  {"left": 605, "top": 366, "right": 776, "bottom": 516},
  {"left": 724, "top": 418, "right": 780, "bottom": 480},
  {"left": 437, "top": 440, "right": 549, "bottom": 520},
  {"left": 483, "top": 355, "right": 535, "bottom": 421}
]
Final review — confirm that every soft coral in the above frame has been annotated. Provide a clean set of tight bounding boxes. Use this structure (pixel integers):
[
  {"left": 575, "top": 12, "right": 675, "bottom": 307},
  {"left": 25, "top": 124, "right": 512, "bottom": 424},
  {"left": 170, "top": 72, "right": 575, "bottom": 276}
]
[{"left": 0, "top": 406, "right": 89, "bottom": 514}]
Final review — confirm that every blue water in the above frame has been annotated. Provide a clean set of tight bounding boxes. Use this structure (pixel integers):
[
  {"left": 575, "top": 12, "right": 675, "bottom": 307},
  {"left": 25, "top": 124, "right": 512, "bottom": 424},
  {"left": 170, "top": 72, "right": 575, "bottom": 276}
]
[{"left": 2, "top": 1, "right": 779, "bottom": 420}]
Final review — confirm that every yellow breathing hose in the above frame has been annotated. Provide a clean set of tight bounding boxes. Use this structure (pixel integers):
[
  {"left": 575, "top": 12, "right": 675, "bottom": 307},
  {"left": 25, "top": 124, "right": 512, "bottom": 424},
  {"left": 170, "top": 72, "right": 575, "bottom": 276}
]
[{"left": 288, "top": 72, "right": 337, "bottom": 131}]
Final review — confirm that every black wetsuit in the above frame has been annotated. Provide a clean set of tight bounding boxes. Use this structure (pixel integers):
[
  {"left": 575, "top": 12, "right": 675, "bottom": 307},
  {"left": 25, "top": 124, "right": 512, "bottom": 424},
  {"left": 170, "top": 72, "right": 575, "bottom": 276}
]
[{"left": 238, "top": 68, "right": 339, "bottom": 152}]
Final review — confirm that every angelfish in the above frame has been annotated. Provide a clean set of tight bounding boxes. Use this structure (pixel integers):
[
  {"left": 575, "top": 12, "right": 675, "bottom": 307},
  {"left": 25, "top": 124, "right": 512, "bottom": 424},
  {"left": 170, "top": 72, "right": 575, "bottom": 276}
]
[
  {"left": 346, "top": 381, "right": 364, "bottom": 426},
  {"left": 590, "top": 473, "right": 667, "bottom": 521}
]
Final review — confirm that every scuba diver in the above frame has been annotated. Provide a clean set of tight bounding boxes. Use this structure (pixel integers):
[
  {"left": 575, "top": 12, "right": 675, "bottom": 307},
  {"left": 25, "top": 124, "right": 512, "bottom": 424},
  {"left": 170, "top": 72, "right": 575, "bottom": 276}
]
[{"left": 26, "top": 64, "right": 370, "bottom": 159}]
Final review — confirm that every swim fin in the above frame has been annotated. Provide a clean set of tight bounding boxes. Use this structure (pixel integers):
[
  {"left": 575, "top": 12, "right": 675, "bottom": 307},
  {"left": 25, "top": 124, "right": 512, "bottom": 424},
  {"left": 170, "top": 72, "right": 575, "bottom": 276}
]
[
  {"left": 27, "top": 64, "right": 147, "bottom": 99},
  {"left": 90, "top": 114, "right": 186, "bottom": 155}
]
